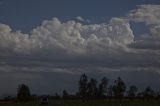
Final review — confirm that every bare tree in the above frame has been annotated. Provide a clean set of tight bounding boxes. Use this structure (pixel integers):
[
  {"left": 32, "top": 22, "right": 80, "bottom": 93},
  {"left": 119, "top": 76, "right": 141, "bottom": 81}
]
[{"left": 78, "top": 73, "right": 88, "bottom": 102}]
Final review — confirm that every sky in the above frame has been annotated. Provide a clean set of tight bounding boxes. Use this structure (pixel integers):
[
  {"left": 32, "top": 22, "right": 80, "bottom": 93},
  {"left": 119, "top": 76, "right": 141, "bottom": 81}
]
[{"left": 0, "top": 0, "right": 160, "bottom": 96}]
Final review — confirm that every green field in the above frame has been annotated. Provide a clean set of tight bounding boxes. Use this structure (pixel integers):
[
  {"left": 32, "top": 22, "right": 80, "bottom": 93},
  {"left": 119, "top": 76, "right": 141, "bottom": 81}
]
[{"left": 1, "top": 100, "right": 160, "bottom": 106}]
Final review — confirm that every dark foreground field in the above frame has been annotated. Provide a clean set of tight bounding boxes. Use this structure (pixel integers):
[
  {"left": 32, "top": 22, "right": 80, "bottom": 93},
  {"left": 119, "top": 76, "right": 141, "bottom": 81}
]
[{"left": 1, "top": 100, "right": 160, "bottom": 106}]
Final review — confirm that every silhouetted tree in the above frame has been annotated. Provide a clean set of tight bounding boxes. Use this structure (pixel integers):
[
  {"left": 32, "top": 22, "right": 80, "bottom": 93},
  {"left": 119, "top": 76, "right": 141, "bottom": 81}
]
[
  {"left": 3, "top": 95, "right": 14, "bottom": 102},
  {"left": 62, "top": 90, "right": 69, "bottom": 99},
  {"left": 55, "top": 92, "right": 61, "bottom": 99},
  {"left": 156, "top": 90, "right": 160, "bottom": 99},
  {"left": 127, "top": 85, "right": 138, "bottom": 100},
  {"left": 137, "top": 92, "right": 145, "bottom": 100},
  {"left": 87, "top": 78, "right": 98, "bottom": 100},
  {"left": 78, "top": 73, "right": 88, "bottom": 102},
  {"left": 98, "top": 77, "right": 108, "bottom": 99},
  {"left": 112, "top": 77, "right": 126, "bottom": 100},
  {"left": 142, "top": 86, "right": 155, "bottom": 100},
  {"left": 17, "top": 84, "right": 31, "bottom": 102},
  {"left": 107, "top": 85, "right": 113, "bottom": 100}
]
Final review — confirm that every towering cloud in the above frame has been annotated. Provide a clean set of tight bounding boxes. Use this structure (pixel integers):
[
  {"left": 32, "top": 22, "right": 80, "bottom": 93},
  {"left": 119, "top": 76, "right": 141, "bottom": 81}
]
[
  {"left": 128, "top": 5, "right": 160, "bottom": 50},
  {"left": 1, "top": 4, "right": 160, "bottom": 95},
  {"left": 0, "top": 5, "right": 160, "bottom": 75},
  {"left": 0, "top": 24, "right": 31, "bottom": 55},
  {"left": 128, "top": 5, "right": 160, "bottom": 25},
  {"left": 0, "top": 17, "right": 134, "bottom": 57}
]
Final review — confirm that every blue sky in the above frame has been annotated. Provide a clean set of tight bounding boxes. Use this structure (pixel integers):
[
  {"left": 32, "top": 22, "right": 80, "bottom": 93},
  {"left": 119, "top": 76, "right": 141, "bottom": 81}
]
[
  {"left": 0, "top": 0, "right": 159, "bottom": 33},
  {"left": 0, "top": 0, "right": 160, "bottom": 96}
]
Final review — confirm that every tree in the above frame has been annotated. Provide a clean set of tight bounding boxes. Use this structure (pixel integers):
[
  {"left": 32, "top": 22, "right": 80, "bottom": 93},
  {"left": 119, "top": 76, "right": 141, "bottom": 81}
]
[
  {"left": 112, "top": 77, "right": 126, "bottom": 100},
  {"left": 142, "top": 86, "right": 155, "bottom": 100},
  {"left": 156, "top": 90, "right": 160, "bottom": 99},
  {"left": 127, "top": 85, "right": 138, "bottom": 100},
  {"left": 62, "top": 90, "right": 69, "bottom": 99},
  {"left": 87, "top": 78, "right": 98, "bottom": 100},
  {"left": 78, "top": 73, "right": 88, "bottom": 102},
  {"left": 55, "top": 92, "right": 61, "bottom": 99},
  {"left": 17, "top": 84, "right": 31, "bottom": 102},
  {"left": 137, "top": 92, "right": 143, "bottom": 99},
  {"left": 98, "top": 77, "right": 108, "bottom": 99},
  {"left": 107, "top": 85, "right": 113, "bottom": 100}
]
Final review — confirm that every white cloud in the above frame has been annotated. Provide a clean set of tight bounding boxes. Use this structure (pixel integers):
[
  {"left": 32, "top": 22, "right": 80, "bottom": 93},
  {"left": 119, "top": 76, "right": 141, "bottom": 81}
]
[
  {"left": 0, "top": 17, "right": 134, "bottom": 57},
  {"left": 0, "top": 5, "right": 160, "bottom": 76},
  {"left": 75, "top": 16, "right": 91, "bottom": 23},
  {"left": 0, "top": 24, "right": 11, "bottom": 33},
  {"left": 76, "top": 16, "right": 85, "bottom": 22},
  {"left": 128, "top": 5, "right": 160, "bottom": 50},
  {"left": 1, "top": 4, "right": 160, "bottom": 96},
  {"left": 128, "top": 5, "right": 160, "bottom": 36},
  {"left": 128, "top": 5, "right": 160, "bottom": 25},
  {"left": 0, "top": 24, "right": 31, "bottom": 55}
]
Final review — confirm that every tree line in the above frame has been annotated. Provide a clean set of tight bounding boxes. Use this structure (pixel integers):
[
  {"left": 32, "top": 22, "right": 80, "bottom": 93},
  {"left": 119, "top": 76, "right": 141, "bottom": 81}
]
[
  {"left": 77, "top": 74, "right": 160, "bottom": 102},
  {"left": 1, "top": 73, "right": 160, "bottom": 102}
]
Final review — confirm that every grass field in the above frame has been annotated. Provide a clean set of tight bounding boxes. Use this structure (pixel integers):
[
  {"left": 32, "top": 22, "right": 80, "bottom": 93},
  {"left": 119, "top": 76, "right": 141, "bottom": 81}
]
[
  {"left": 52, "top": 100, "right": 160, "bottom": 106},
  {"left": 1, "top": 100, "right": 160, "bottom": 106},
  {"left": 0, "top": 101, "right": 39, "bottom": 106}
]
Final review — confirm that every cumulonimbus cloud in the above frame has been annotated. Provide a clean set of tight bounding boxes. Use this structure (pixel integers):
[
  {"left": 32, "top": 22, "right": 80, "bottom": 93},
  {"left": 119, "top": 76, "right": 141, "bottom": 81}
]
[
  {"left": 0, "top": 17, "right": 134, "bottom": 56},
  {"left": 128, "top": 5, "right": 160, "bottom": 50},
  {"left": 0, "top": 5, "right": 160, "bottom": 74}
]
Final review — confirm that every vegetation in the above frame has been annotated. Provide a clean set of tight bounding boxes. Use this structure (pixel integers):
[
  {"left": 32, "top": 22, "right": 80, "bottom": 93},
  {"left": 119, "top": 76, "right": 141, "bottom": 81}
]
[
  {"left": 78, "top": 73, "right": 88, "bottom": 102},
  {"left": 98, "top": 77, "right": 108, "bottom": 99},
  {"left": 1, "top": 100, "right": 160, "bottom": 106},
  {"left": 52, "top": 100, "right": 160, "bottom": 106},
  {"left": 17, "top": 84, "right": 31, "bottom": 102},
  {"left": 127, "top": 85, "right": 138, "bottom": 100},
  {"left": 62, "top": 90, "right": 69, "bottom": 99},
  {"left": 112, "top": 77, "right": 126, "bottom": 100},
  {"left": 1, "top": 73, "right": 160, "bottom": 105}
]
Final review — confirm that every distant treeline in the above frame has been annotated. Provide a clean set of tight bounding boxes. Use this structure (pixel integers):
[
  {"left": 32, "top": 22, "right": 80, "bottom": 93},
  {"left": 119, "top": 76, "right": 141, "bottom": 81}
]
[
  {"left": 75, "top": 74, "right": 160, "bottom": 102},
  {"left": 1, "top": 73, "right": 160, "bottom": 102}
]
